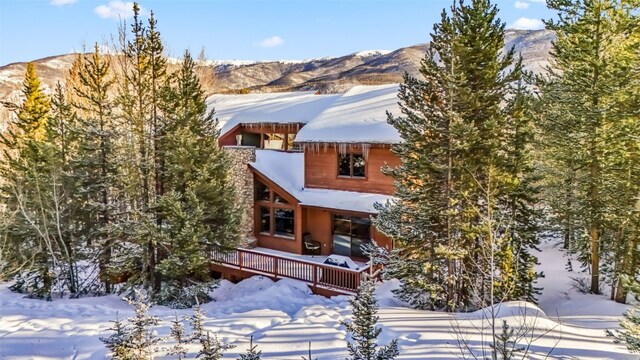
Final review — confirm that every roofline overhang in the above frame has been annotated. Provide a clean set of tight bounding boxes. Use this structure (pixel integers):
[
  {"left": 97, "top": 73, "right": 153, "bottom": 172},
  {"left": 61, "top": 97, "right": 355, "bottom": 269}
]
[
  {"left": 299, "top": 203, "right": 377, "bottom": 216},
  {"left": 248, "top": 163, "right": 301, "bottom": 205}
]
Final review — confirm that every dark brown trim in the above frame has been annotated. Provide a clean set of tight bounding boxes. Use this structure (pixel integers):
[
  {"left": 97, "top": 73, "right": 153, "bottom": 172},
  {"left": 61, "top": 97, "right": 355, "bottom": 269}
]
[{"left": 218, "top": 123, "right": 243, "bottom": 146}]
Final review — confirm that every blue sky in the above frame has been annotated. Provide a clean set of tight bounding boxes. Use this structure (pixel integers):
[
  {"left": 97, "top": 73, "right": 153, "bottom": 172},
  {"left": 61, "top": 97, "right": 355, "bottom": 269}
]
[{"left": 0, "top": 0, "right": 553, "bottom": 66}]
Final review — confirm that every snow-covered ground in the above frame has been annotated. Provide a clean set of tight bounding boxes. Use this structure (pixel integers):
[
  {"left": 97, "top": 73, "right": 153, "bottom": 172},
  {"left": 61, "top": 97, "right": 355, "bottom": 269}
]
[{"left": 0, "top": 242, "right": 634, "bottom": 359}]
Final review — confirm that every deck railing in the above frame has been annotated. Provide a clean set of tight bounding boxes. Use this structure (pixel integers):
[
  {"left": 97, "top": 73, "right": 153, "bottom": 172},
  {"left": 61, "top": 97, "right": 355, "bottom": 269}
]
[{"left": 210, "top": 248, "right": 369, "bottom": 294}]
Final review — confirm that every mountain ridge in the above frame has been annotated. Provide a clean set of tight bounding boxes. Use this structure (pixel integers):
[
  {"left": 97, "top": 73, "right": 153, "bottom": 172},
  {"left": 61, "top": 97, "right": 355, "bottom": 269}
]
[{"left": 0, "top": 29, "right": 554, "bottom": 125}]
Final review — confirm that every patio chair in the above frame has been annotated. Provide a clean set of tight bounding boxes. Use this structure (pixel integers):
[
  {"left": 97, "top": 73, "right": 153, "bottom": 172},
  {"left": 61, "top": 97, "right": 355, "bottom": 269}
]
[{"left": 303, "top": 233, "right": 321, "bottom": 255}]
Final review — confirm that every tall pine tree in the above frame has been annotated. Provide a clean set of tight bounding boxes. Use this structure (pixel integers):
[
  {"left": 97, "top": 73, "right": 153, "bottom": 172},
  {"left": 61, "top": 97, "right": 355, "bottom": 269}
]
[
  {"left": 374, "top": 0, "right": 540, "bottom": 311},
  {"left": 155, "top": 50, "right": 240, "bottom": 304},
  {"left": 71, "top": 44, "right": 121, "bottom": 293},
  {"left": 539, "top": 0, "right": 640, "bottom": 297}
]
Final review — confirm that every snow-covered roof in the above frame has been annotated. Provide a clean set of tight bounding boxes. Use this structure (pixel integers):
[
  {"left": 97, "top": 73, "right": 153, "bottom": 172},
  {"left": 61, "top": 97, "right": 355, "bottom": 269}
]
[
  {"left": 250, "top": 150, "right": 394, "bottom": 214},
  {"left": 208, "top": 84, "right": 403, "bottom": 144},
  {"left": 294, "top": 84, "right": 402, "bottom": 144},
  {"left": 207, "top": 92, "right": 340, "bottom": 137}
]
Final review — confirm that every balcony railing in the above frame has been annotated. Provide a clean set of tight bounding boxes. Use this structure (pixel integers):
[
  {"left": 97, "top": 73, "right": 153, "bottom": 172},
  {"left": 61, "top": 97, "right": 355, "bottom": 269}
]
[{"left": 211, "top": 248, "right": 369, "bottom": 294}]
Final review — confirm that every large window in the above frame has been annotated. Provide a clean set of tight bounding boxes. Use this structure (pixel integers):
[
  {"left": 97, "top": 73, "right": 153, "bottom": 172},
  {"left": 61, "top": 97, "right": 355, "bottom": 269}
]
[
  {"left": 332, "top": 214, "right": 371, "bottom": 258},
  {"left": 338, "top": 152, "right": 366, "bottom": 178},
  {"left": 264, "top": 133, "right": 286, "bottom": 150},
  {"left": 239, "top": 131, "right": 300, "bottom": 151},
  {"left": 255, "top": 180, "right": 295, "bottom": 239}
]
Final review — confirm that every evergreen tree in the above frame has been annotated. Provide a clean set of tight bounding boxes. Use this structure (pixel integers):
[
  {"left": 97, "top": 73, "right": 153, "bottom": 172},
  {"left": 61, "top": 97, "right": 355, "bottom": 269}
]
[
  {"left": 15, "top": 63, "right": 51, "bottom": 141},
  {"left": 167, "top": 314, "right": 188, "bottom": 359},
  {"left": 539, "top": 0, "right": 640, "bottom": 296},
  {"left": 126, "top": 293, "right": 161, "bottom": 359},
  {"left": 46, "top": 81, "right": 82, "bottom": 295},
  {"left": 198, "top": 331, "right": 234, "bottom": 360},
  {"left": 374, "top": 0, "right": 539, "bottom": 311},
  {"left": 117, "top": 2, "right": 167, "bottom": 293},
  {"left": 70, "top": 43, "right": 120, "bottom": 293},
  {"left": 343, "top": 275, "right": 399, "bottom": 360},
  {"left": 189, "top": 304, "right": 206, "bottom": 343},
  {"left": 237, "top": 336, "right": 262, "bottom": 360},
  {"left": 156, "top": 50, "right": 240, "bottom": 303},
  {"left": 101, "top": 313, "right": 134, "bottom": 360},
  {"left": 491, "top": 320, "right": 525, "bottom": 360},
  {"left": 607, "top": 278, "right": 640, "bottom": 353},
  {"left": 0, "top": 63, "right": 61, "bottom": 299}
]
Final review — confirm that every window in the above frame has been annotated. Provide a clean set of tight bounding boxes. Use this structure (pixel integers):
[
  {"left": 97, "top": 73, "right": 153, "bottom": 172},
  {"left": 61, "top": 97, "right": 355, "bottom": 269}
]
[
  {"left": 332, "top": 215, "right": 372, "bottom": 258},
  {"left": 256, "top": 181, "right": 270, "bottom": 201},
  {"left": 338, "top": 153, "right": 366, "bottom": 178},
  {"left": 255, "top": 180, "right": 295, "bottom": 239},
  {"left": 260, "top": 206, "right": 271, "bottom": 234},
  {"left": 264, "top": 133, "right": 286, "bottom": 150},
  {"left": 240, "top": 133, "right": 261, "bottom": 147},
  {"left": 238, "top": 127, "right": 301, "bottom": 151},
  {"left": 274, "top": 208, "right": 295, "bottom": 237}
]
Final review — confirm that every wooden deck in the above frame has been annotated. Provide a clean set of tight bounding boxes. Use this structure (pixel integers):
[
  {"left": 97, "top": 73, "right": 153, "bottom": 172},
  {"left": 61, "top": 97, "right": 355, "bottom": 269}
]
[{"left": 210, "top": 248, "right": 369, "bottom": 295}]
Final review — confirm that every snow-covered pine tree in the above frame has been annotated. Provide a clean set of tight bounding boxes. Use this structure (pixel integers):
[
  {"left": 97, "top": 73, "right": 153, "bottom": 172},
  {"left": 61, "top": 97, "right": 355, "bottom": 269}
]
[
  {"left": 101, "top": 312, "right": 134, "bottom": 360},
  {"left": 374, "top": 0, "right": 539, "bottom": 311},
  {"left": 117, "top": 2, "right": 168, "bottom": 294},
  {"left": 126, "top": 293, "right": 161, "bottom": 359},
  {"left": 188, "top": 303, "right": 234, "bottom": 358},
  {"left": 343, "top": 274, "right": 399, "bottom": 360},
  {"left": 491, "top": 320, "right": 525, "bottom": 360},
  {"left": 495, "top": 79, "right": 542, "bottom": 303},
  {"left": 189, "top": 304, "right": 206, "bottom": 343},
  {"left": 156, "top": 50, "right": 240, "bottom": 305},
  {"left": 237, "top": 336, "right": 262, "bottom": 360},
  {"left": 70, "top": 43, "right": 120, "bottom": 294},
  {"left": 198, "top": 331, "right": 235, "bottom": 360},
  {"left": 539, "top": 0, "right": 640, "bottom": 297},
  {"left": 167, "top": 314, "right": 187, "bottom": 359},
  {"left": 44, "top": 81, "right": 82, "bottom": 296}
]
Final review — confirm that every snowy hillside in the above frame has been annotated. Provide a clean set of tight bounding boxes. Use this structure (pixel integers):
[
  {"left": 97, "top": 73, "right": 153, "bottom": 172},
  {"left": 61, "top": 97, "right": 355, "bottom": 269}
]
[{"left": 0, "top": 241, "right": 633, "bottom": 359}]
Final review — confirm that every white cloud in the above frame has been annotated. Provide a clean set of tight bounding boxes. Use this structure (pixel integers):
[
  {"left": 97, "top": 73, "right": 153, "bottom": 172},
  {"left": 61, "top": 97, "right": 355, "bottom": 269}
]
[
  {"left": 94, "top": 1, "right": 144, "bottom": 20},
  {"left": 514, "top": 1, "right": 530, "bottom": 9},
  {"left": 529, "top": 0, "right": 546, "bottom": 2},
  {"left": 50, "top": 0, "right": 77, "bottom": 6},
  {"left": 257, "top": 36, "right": 284, "bottom": 49},
  {"left": 508, "top": 17, "right": 545, "bottom": 30}
]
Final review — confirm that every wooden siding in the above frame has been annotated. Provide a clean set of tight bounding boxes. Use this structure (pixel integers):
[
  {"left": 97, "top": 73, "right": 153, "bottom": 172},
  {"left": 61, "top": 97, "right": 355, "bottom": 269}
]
[
  {"left": 304, "top": 146, "right": 400, "bottom": 195},
  {"left": 251, "top": 171, "right": 304, "bottom": 254}
]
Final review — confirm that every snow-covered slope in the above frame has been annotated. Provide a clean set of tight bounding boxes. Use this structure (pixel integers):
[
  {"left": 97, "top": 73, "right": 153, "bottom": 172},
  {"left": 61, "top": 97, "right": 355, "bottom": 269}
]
[{"left": 0, "top": 242, "right": 633, "bottom": 359}]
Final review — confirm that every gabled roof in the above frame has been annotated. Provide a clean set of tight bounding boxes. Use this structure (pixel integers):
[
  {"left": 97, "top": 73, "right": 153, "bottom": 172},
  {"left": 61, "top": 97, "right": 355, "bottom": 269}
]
[
  {"left": 208, "top": 84, "right": 403, "bottom": 145},
  {"left": 207, "top": 92, "right": 340, "bottom": 137},
  {"left": 250, "top": 150, "right": 394, "bottom": 214},
  {"left": 295, "top": 84, "right": 402, "bottom": 144}
]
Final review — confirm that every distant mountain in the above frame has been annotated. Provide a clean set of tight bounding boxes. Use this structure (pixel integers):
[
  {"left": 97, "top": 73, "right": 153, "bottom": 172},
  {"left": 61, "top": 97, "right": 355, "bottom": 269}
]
[{"left": 0, "top": 29, "right": 554, "bottom": 126}]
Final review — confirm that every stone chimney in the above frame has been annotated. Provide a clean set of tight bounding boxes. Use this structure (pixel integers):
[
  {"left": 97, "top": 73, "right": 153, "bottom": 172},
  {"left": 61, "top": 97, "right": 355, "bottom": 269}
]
[{"left": 224, "top": 146, "right": 257, "bottom": 248}]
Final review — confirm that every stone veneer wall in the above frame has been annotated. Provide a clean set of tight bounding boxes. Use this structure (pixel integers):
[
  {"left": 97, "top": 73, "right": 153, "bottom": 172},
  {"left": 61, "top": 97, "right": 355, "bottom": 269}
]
[{"left": 224, "top": 146, "right": 257, "bottom": 247}]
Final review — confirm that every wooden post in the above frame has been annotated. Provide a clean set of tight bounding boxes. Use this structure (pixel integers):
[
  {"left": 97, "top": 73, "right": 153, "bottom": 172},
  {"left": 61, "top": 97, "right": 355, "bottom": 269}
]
[
  {"left": 312, "top": 264, "right": 318, "bottom": 292},
  {"left": 273, "top": 257, "right": 278, "bottom": 278}
]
